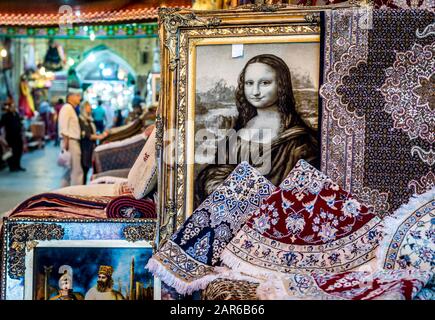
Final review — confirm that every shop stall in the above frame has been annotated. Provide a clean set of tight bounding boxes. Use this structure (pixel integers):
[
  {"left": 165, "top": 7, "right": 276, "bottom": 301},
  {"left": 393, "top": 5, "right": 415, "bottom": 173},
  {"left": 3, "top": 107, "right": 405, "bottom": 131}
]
[{"left": 0, "top": 0, "right": 433, "bottom": 301}]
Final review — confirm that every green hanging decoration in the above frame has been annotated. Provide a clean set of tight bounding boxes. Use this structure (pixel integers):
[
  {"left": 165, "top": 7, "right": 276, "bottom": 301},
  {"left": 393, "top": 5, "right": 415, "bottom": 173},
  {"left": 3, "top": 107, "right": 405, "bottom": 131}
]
[{"left": 0, "top": 22, "right": 158, "bottom": 39}]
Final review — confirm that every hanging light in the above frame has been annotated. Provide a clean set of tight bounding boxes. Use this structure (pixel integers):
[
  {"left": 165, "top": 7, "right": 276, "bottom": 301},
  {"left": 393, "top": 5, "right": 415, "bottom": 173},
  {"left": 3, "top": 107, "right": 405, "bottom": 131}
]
[
  {"left": 99, "top": 63, "right": 105, "bottom": 69},
  {"left": 117, "top": 69, "right": 125, "bottom": 80},
  {"left": 89, "top": 32, "right": 96, "bottom": 41},
  {"left": 0, "top": 49, "right": 7, "bottom": 58},
  {"left": 67, "top": 57, "right": 75, "bottom": 66},
  {"left": 102, "top": 68, "right": 112, "bottom": 77}
]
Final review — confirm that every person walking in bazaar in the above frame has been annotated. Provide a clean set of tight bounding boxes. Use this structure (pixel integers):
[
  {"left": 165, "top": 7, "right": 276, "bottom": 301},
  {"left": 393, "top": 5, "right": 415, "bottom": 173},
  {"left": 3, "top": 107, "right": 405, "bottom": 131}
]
[
  {"left": 0, "top": 97, "right": 26, "bottom": 172},
  {"left": 58, "top": 87, "right": 84, "bottom": 186},
  {"left": 78, "top": 101, "right": 108, "bottom": 184}
]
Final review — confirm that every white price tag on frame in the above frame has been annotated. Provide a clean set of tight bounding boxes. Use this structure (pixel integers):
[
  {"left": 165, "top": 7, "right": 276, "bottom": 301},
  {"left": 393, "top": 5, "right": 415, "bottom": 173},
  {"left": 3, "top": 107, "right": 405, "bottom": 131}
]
[{"left": 232, "top": 44, "right": 244, "bottom": 58}]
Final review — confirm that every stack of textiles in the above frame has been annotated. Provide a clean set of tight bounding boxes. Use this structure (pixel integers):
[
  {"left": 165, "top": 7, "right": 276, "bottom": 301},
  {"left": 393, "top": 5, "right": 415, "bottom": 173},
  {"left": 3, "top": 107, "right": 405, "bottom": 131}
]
[
  {"left": 147, "top": 160, "right": 434, "bottom": 299},
  {"left": 1, "top": 128, "right": 159, "bottom": 226},
  {"left": 4, "top": 185, "right": 156, "bottom": 222}
]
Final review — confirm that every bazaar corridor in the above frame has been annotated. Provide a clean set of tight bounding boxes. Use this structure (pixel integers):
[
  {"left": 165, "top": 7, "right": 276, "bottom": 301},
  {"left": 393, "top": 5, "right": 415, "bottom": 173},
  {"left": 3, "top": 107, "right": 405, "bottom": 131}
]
[{"left": 0, "top": 142, "right": 62, "bottom": 214}]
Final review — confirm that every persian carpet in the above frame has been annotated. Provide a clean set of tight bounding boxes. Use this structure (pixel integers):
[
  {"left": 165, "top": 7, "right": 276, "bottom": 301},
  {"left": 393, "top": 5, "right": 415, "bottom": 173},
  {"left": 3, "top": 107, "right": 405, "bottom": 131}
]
[
  {"left": 146, "top": 162, "right": 275, "bottom": 295},
  {"left": 221, "top": 159, "right": 383, "bottom": 276},
  {"left": 378, "top": 186, "right": 434, "bottom": 273},
  {"left": 319, "top": 8, "right": 434, "bottom": 216}
]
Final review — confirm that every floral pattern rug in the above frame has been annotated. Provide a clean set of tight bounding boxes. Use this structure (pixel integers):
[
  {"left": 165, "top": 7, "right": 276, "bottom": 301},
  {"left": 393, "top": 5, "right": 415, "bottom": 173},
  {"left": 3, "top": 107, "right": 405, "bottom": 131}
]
[
  {"left": 221, "top": 160, "right": 384, "bottom": 275},
  {"left": 146, "top": 162, "right": 275, "bottom": 294}
]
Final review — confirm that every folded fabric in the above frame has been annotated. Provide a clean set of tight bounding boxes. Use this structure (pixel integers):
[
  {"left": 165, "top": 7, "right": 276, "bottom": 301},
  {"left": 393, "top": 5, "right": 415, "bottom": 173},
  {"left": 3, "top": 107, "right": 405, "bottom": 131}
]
[
  {"left": 378, "top": 186, "right": 434, "bottom": 273},
  {"left": 127, "top": 125, "right": 157, "bottom": 199},
  {"left": 222, "top": 159, "right": 383, "bottom": 276},
  {"left": 146, "top": 162, "right": 275, "bottom": 294},
  {"left": 53, "top": 183, "right": 123, "bottom": 197},
  {"left": 8, "top": 206, "right": 107, "bottom": 220},
  {"left": 256, "top": 270, "right": 432, "bottom": 300},
  {"left": 105, "top": 196, "right": 156, "bottom": 219},
  {"left": 6, "top": 193, "right": 111, "bottom": 220},
  {"left": 9, "top": 192, "right": 111, "bottom": 214}
]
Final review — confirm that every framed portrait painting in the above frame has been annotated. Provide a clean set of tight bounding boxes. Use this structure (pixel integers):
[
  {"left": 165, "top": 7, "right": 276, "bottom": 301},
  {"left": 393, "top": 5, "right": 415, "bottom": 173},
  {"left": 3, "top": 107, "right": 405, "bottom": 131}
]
[
  {"left": 156, "top": 6, "right": 324, "bottom": 243},
  {"left": 0, "top": 217, "right": 157, "bottom": 300}
]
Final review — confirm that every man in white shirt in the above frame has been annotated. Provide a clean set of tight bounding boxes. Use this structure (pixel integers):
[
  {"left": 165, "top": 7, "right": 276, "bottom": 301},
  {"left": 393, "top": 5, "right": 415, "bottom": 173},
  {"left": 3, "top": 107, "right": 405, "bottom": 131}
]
[{"left": 58, "top": 88, "right": 83, "bottom": 187}]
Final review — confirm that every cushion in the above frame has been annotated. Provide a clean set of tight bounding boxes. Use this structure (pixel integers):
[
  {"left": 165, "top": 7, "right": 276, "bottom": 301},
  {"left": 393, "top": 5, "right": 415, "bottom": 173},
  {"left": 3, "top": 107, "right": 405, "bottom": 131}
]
[
  {"left": 127, "top": 125, "right": 157, "bottom": 199},
  {"left": 378, "top": 187, "right": 434, "bottom": 272},
  {"left": 146, "top": 162, "right": 275, "bottom": 295},
  {"left": 53, "top": 183, "right": 121, "bottom": 197},
  {"left": 221, "top": 159, "right": 384, "bottom": 276},
  {"left": 94, "top": 133, "right": 147, "bottom": 173}
]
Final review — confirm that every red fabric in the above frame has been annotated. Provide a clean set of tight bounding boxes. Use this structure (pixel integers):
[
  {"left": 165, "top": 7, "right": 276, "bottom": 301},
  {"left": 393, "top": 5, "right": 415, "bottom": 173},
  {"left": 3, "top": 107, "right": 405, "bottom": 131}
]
[
  {"left": 222, "top": 160, "right": 383, "bottom": 274},
  {"left": 312, "top": 270, "right": 432, "bottom": 300},
  {"left": 105, "top": 196, "right": 156, "bottom": 219},
  {"left": 245, "top": 160, "right": 379, "bottom": 245}
]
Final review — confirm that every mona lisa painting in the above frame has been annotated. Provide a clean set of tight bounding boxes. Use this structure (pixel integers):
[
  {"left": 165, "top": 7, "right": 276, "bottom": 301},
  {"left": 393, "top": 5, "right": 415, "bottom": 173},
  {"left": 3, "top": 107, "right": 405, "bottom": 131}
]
[
  {"left": 156, "top": 7, "right": 322, "bottom": 239},
  {"left": 193, "top": 45, "right": 320, "bottom": 207}
]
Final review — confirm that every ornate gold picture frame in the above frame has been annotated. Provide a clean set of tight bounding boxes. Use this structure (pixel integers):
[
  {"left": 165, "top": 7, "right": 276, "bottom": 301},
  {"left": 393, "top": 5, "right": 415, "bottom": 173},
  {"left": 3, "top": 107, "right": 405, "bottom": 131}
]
[
  {"left": 156, "top": 6, "right": 326, "bottom": 245},
  {"left": 1, "top": 217, "right": 156, "bottom": 300}
]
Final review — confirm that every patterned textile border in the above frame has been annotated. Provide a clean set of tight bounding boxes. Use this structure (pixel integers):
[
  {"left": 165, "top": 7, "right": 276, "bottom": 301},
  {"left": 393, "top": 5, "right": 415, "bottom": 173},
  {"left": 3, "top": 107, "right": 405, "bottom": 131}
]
[
  {"left": 221, "top": 160, "right": 383, "bottom": 276},
  {"left": 319, "top": 9, "right": 434, "bottom": 216},
  {"left": 378, "top": 186, "right": 435, "bottom": 272},
  {"left": 146, "top": 162, "right": 275, "bottom": 295}
]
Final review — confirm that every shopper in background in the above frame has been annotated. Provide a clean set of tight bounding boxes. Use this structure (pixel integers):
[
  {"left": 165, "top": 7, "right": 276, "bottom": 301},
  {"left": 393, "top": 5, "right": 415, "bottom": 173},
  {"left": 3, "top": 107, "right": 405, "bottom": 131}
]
[
  {"left": 92, "top": 99, "right": 106, "bottom": 134},
  {"left": 39, "top": 99, "right": 54, "bottom": 139},
  {"left": 132, "top": 90, "right": 144, "bottom": 108},
  {"left": 78, "top": 101, "right": 108, "bottom": 184},
  {"left": 113, "top": 109, "right": 124, "bottom": 127},
  {"left": 58, "top": 88, "right": 83, "bottom": 186},
  {"left": 0, "top": 97, "right": 26, "bottom": 172},
  {"left": 126, "top": 104, "right": 143, "bottom": 124},
  {"left": 53, "top": 98, "right": 65, "bottom": 146}
]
